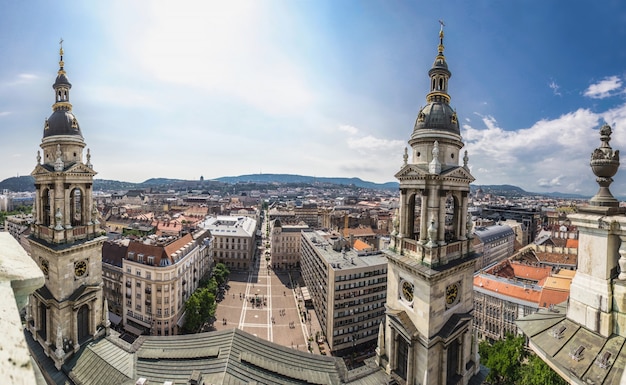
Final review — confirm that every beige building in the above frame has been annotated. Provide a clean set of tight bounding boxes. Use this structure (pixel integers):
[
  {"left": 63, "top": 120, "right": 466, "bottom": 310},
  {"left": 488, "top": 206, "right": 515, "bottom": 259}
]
[
  {"left": 269, "top": 219, "right": 308, "bottom": 270},
  {"left": 201, "top": 215, "right": 256, "bottom": 271},
  {"left": 300, "top": 230, "right": 387, "bottom": 355},
  {"left": 102, "top": 230, "right": 213, "bottom": 336}
]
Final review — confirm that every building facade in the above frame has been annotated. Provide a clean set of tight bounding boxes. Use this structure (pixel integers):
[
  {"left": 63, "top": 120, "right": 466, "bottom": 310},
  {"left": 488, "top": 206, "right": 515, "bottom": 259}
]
[
  {"left": 376, "top": 25, "right": 481, "bottom": 385},
  {"left": 300, "top": 230, "right": 387, "bottom": 355},
  {"left": 473, "top": 224, "right": 515, "bottom": 270},
  {"left": 201, "top": 215, "right": 256, "bottom": 271},
  {"left": 269, "top": 219, "right": 308, "bottom": 270},
  {"left": 25, "top": 45, "right": 108, "bottom": 369},
  {"left": 102, "top": 230, "right": 213, "bottom": 336}
]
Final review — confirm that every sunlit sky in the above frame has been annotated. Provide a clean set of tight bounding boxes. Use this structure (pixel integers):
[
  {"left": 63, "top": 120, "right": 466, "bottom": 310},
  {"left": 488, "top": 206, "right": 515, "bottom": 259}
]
[{"left": 2, "top": 1, "right": 626, "bottom": 196}]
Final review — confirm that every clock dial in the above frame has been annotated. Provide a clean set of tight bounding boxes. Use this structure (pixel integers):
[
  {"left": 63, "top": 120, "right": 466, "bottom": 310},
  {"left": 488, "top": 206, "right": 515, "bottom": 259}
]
[
  {"left": 446, "top": 283, "right": 459, "bottom": 306},
  {"left": 40, "top": 258, "right": 49, "bottom": 275},
  {"left": 401, "top": 280, "right": 414, "bottom": 303},
  {"left": 74, "top": 260, "right": 87, "bottom": 277}
]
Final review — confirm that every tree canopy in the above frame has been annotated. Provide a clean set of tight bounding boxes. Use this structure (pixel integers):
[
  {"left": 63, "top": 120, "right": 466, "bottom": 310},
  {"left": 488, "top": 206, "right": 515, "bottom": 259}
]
[{"left": 479, "top": 335, "right": 566, "bottom": 385}]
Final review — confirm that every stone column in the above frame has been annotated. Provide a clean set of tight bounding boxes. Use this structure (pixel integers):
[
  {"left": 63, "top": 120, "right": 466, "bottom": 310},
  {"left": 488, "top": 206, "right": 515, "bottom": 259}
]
[
  {"left": 399, "top": 189, "right": 407, "bottom": 238},
  {"left": 406, "top": 343, "right": 414, "bottom": 384},
  {"left": 72, "top": 308, "right": 80, "bottom": 352},
  {"left": 441, "top": 345, "right": 447, "bottom": 385},
  {"left": 460, "top": 192, "right": 468, "bottom": 240},
  {"left": 438, "top": 191, "right": 447, "bottom": 245},
  {"left": 63, "top": 185, "right": 72, "bottom": 229},
  {"left": 420, "top": 190, "right": 429, "bottom": 243}
]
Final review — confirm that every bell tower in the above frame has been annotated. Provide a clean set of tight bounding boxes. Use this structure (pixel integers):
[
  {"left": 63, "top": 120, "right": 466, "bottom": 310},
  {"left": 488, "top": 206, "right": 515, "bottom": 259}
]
[
  {"left": 27, "top": 42, "right": 108, "bottom": 369},
  {"left": 377, "top": 23, "right": 480, "bottom": 385}
]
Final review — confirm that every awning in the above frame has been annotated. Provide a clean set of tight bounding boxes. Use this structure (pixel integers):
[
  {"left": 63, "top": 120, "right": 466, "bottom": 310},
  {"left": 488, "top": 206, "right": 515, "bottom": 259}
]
[
  {"left": 108, "top": 312, "right": 122, "bottom": 325},
  {"left": 177, "top": 311, "right": 186, "bottom": 327},
  {"left": 124, "top": 324, "right": 144, "bottom": 336}
]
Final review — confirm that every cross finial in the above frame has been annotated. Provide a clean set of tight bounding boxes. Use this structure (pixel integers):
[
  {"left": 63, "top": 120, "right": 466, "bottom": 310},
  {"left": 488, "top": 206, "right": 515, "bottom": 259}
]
[{"left": 438, "top": 19, "right": 445, "bottom": 31}]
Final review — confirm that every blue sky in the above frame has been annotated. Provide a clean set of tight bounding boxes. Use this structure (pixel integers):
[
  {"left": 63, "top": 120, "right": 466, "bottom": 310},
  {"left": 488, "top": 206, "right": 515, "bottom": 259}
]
[{"left": 2, "top": 1, "right": 626, "bottom": 196}]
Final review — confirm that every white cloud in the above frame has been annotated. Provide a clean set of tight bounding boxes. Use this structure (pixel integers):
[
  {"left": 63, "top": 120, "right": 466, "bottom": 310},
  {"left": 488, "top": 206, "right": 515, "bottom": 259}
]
[
  {"left": 463, "top": 108, "right": 603, "bottom": 193},
  {"left": 0, "top": 111, "right": 10, "bottom": 117},
  {"left": 584, "top": 76, "right": 623, "bottom": 99},
  {"left": 347, "top": 135, "right": 404, "bottom": 151},
  {"left": 548, "top": 80, "right": 561, "bottom": 96},
  {"left": 1, "top": 73, "right": 39, "bottom": 87},
  {"left": 537, "top": 176, "right": 563, "bottom": 188},
  {"left": 113, "top": 1, "right": 315, "bottom": 116},
  {"left": 338, "top": 124, "right": 359, "bottom": 135}
]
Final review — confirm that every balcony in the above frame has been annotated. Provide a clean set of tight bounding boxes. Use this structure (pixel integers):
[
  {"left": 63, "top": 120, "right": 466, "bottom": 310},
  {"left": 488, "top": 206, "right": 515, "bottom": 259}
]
[
  {"left": 145, "top": 299, "right": 152, "bottom": 306},
  {"left": 125, "top": 293, "right": 132, "bottom": 299},
  {"left": 145, "top": 288, "right": 152, "bottom": 294},
  {"left": 125, "top": 281, "right": 132, "bottom": 288}
]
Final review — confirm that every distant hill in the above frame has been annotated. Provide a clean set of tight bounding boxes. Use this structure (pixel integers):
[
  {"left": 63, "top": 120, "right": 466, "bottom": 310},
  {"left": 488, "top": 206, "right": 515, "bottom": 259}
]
[
  {"left": 0, "top": 174, "right": 590, "bottom": 198},
  {"left": 215, "top": 174, "right": 398, "bottom": 190}
]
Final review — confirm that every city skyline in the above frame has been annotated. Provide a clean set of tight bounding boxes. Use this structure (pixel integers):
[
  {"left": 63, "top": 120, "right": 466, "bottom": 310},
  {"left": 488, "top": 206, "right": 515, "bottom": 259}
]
[{"left": 2, "top": 1, "right": 626, "bottom": 196}]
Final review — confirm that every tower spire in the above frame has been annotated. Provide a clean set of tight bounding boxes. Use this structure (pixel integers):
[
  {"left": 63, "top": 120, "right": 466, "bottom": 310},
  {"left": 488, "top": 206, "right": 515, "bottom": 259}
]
[{"left": 438, "top": 20, "right": 445, "bottom": 56}]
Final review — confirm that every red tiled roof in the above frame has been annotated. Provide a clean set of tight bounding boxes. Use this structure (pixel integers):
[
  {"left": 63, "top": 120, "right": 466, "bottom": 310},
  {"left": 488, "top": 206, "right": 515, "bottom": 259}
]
[
  {"left": 565, "top": 239, "right": 579, "bottom": 248},
  {"left": 510, "top": 263, "right": 552, "bottom": 281},
  {"left": 474, "top": 275, "right": 542, "bottom": 303}
]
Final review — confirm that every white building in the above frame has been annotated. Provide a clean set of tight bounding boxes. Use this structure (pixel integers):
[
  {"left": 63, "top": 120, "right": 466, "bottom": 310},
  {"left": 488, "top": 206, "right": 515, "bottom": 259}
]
[{"left": 201, "top": 215, "right": 257, "bottom": 270}]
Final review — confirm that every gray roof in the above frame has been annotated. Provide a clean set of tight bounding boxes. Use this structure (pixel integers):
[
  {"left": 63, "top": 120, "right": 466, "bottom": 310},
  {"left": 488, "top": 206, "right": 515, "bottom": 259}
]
[
  {"left": 473, "top": 225, "right": 514, "bottom": 243},
  {"left": 31, "top": 327, "right": 394, "bottom": 385},
  {"left": 517, "top": 303, "right": 626, "bottom": 385},
  {"left": 44, "top": 109, "right": 83, "bottom": 138}
]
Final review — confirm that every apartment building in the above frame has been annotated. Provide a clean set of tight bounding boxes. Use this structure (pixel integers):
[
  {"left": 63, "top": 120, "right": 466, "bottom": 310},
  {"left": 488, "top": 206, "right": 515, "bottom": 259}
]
[
  {"left": 201, "top": 215, "right": 256, "bottom": 271},
  {"left": 102, "top": 229, "right": 213, "bottom": 336},
  {"left": 473, "top": 251, "right": 573, "bottom": 341},
  {"left": 473, "top": 224, "right": 516, "bottom": 269},
  {"left": 300, "top": 230, "right": 387, "bottom": 355},
  {"left": 269, "top": 219, "right": 308, "bottom": 270}
]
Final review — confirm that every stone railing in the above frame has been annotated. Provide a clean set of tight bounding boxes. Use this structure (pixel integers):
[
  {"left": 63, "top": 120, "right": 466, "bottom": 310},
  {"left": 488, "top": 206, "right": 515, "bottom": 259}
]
[{"left": 0, "top": 232, "right": 45, "bottom": 384}]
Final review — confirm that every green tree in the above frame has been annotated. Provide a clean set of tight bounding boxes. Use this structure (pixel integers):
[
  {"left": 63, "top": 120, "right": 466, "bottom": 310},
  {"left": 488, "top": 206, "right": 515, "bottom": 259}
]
[
  {"left": 480, "top": 335, "right": 526, "bottom": 385},
  {"left": 206, "top": 277, "right": 218, "bottom": 296},
  {"left": 197, "top": 287, "right": 217, "bottom": 321},
  {"left": 183, "top": 294, "right": 202, "bottom": 332},
  {"left": 520, "top": 355, "right": 567, "bottom": 385},
  {"left": 212, "top": 263, "right": 230, "bottom": 287},
  {"left": 480, "top": 335, "right": 566, "bottom": 385}
]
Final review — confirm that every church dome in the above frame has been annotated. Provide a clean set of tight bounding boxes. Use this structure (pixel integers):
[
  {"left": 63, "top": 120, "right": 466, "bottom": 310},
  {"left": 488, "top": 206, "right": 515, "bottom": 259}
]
[
  {"left": 53, "top": 72, "right": 71, "bottom": 88},
  {"left": 44, "top": 109, "right": 83, "bottom": 138},
  {"left": 412, "top": 102, "right": 459, "bottom": 135}
]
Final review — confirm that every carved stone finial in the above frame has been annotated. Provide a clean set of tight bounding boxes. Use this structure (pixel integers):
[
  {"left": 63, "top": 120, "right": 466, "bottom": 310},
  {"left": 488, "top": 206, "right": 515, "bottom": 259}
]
[
  {"left": 463, "top": 150, "right": 469, "bottom": 169},
  {"left": 589, "top": 124, "right": 620, "bottom": 207},
  {"left": 86, "top": 148, "right": 92, "bottom": 168},
  {"left": 36, "top": 150, "right": 41, "bottom": 164},
  {"left": 403, "top": 147, "right": 408, "bottom": 167}
]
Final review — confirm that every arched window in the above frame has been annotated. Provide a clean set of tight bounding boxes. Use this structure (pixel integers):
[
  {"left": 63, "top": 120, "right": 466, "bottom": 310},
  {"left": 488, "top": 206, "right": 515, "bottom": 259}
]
[
  {"left": 70, "top": 188, "right": 83, "bottom": 226},
  {"left": 445, "top": 194, "right": 460, "bottom": 242},
  {"left": 42, "top": 188, "right": 51, "bottom": 226},
  {"left": 439, "top": 78, "right": 444, "bottom": 91}
]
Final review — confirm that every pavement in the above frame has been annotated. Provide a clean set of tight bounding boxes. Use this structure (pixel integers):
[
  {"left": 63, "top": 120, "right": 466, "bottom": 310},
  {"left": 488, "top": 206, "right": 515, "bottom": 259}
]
[{"left": 213, "top": 253, "right": 331, "bottom": 355}]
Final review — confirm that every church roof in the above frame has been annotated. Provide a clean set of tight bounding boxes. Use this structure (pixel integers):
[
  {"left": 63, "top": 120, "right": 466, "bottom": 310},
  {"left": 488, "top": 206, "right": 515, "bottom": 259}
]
[{"left": 31, "top": 327, "right": 392, "bottom": 385}]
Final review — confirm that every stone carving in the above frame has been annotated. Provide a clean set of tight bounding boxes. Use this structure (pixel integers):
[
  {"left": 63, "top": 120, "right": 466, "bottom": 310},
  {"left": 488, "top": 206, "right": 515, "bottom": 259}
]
[
  {"left": 54, "top": 144, "right": 64, "bottom": 172},
  {"left": 403, "top": 147, "right": 408, "bottom": 167},
  {"left": 36, "top": 150, "right": 41, "bottom": 164},
  {"left": 427, "top": 215, "right": 437, "bottom": 246},
  {"left": 54, "top": 208, "right": 64, "bottom": 231},
  {"left": 86, "top": 148, "right": 92, "bottom": 168},
  {"left": 55, "top": 326, "right": 64, "bottom": 358},
  {"left": 589, "top": 124, "right": 620, "bottom": 207},
  {"left": 429, "top": 141, "right": 442, "bottom": 175}
]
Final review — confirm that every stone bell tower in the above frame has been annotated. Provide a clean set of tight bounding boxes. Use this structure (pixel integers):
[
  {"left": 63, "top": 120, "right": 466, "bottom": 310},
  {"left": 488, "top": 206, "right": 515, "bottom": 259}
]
[
  {"left": 26, "top": 42, "right": 108, "bottom": 369},
  {"left": 377, "top": 23, "right": 480, "bottom": 385}
]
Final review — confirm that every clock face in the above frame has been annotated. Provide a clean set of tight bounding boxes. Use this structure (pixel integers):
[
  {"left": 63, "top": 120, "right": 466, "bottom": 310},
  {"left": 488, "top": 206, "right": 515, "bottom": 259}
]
[
  {"left": 74, "top": 260, "right": 87, "bottom": 277},
  {"left": 401, "top": 280, "right": 414, "bottom": 303},
  {"left": 40, "top": 258, "right": 49, "bottom": 276},
  {"left": 446, "top": 283, "right": 459, "bottom": 306}
]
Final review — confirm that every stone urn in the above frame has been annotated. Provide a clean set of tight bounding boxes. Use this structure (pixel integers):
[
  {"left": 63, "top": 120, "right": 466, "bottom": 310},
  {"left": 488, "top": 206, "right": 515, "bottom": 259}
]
[{"left": 590, "top": 124, "right": 620, "bottom": 207}]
